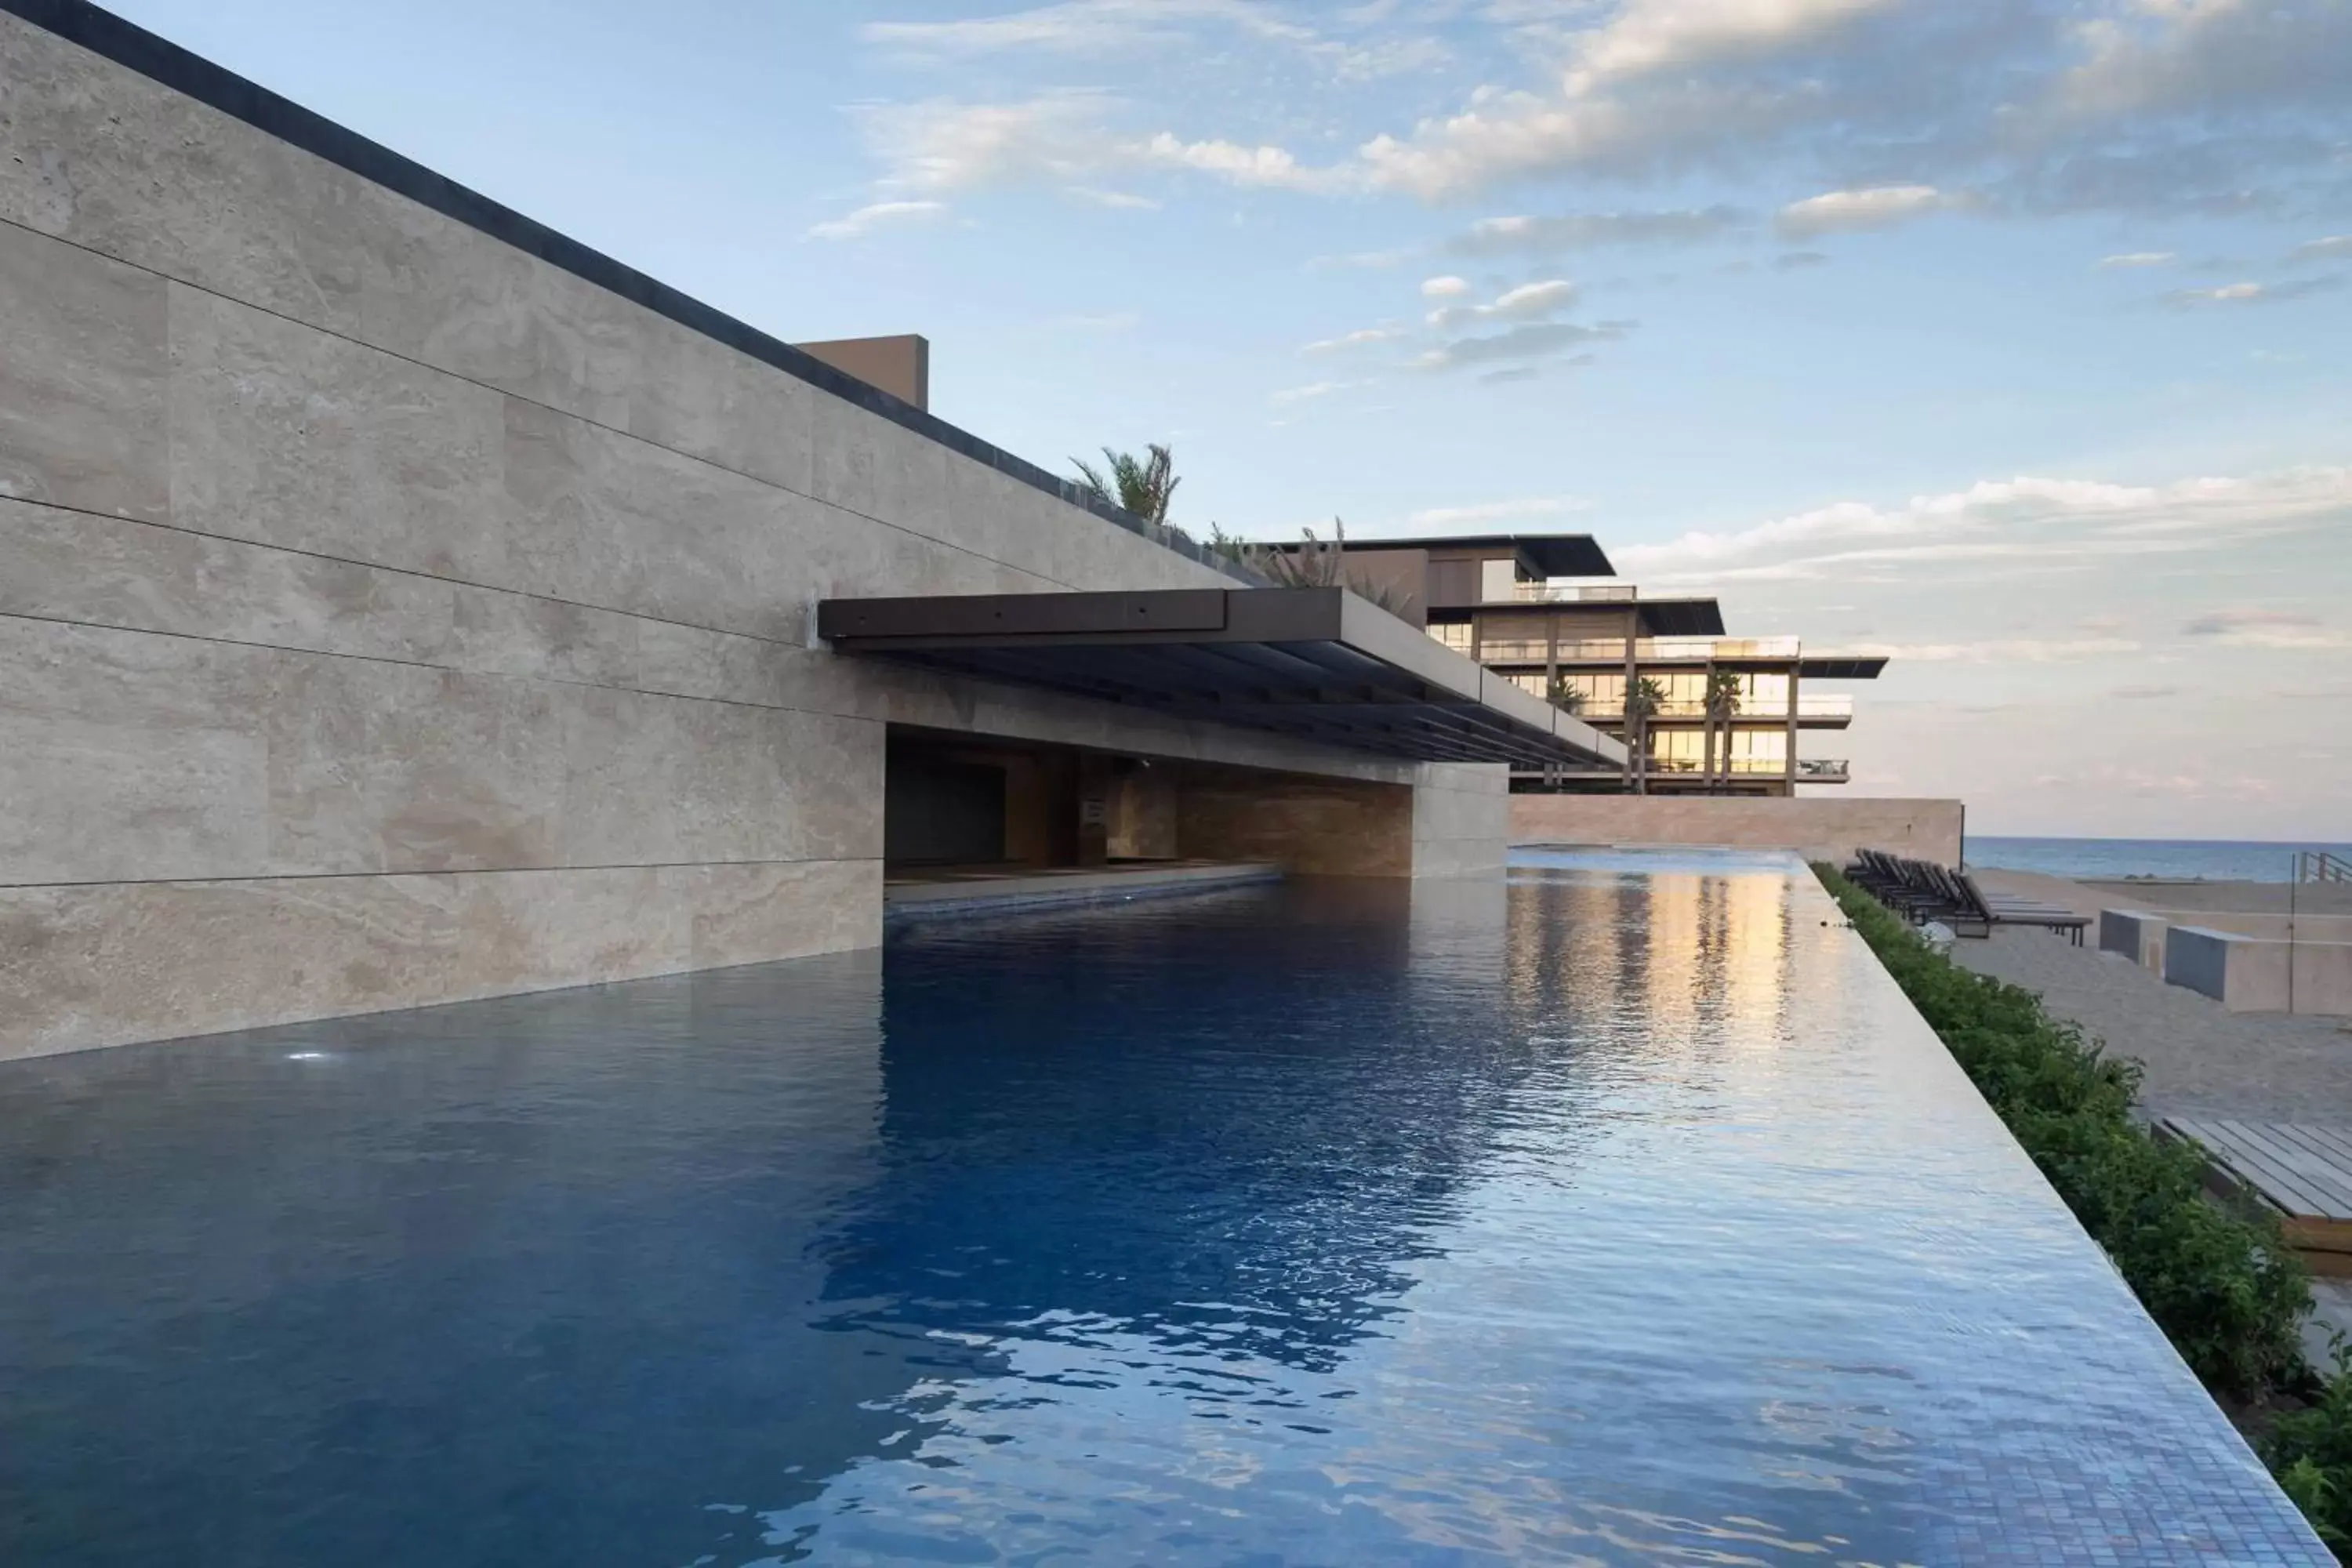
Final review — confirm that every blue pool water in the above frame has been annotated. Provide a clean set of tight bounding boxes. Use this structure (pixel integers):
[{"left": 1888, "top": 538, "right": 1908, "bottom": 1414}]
[{"left": 0, "top": 851, "right": 2324, "bottom": 1564}]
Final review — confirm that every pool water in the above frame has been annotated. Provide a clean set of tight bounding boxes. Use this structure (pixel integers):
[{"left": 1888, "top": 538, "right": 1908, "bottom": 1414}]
[{"left": 0, "top": 851, "right": 2324, "bottom": 1564}]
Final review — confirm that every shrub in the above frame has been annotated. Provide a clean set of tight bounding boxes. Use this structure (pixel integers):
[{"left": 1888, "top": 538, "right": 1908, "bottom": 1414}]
[
  {"left": 1813, "top": 865, "right": 2309, "bottom": 1399},
  {"left": 2272, "top": 1345, "right": 2352, "bottom": 1548}
]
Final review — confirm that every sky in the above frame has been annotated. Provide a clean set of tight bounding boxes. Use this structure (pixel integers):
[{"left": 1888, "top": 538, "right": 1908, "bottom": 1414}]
[{"left": 100, "top": 0, "right": 2352, "bottom": 840}]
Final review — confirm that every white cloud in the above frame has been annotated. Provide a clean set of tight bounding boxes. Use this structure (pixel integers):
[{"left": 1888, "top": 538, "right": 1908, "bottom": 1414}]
[
  {"left": 2056, "top": 0, "right": 2352, "bottom": 122},
  {"left": 1616, "top": 466, "right": 2352, "bottom": 585},
  {"left": 1349, "top": 0, "right": 1912, "bottom": 199},
  {"left": 1455, "top": 205, "right": 1746, "bottom": 254},
  {"left": 806, "top": 199, "right": 947, "bottom": 240},
  {"left": 1775, "top": 184, "right": 1952, "bottom": 238},
  {"left": 1302, "top": 325, "right": 1406, "bottom": 354},
  {"left": 1427, "top": 278, "right": 1577, "bottom": 329},
  {"left": 1569, "top": 0, "right": 1900, "bottom": 85},
  {"left": 1270, "top": 379, "right": 1353, "bottom": 405},
  {"left": 1411, "top": 319, "right": 1628, "bottom": 371},
  {"left": 1849, "top": 638, "right": 2143, "bottom": 664},
  {"left": 859, "top": 93, "right": 1114, "bottom": 192},
  {"left": 2294, "top": 235, "right": 2352, "bottom": 261},
  {"left": 2182, "top": 607, "right": 2350, "bottom": 648},
  {"left": 1421, "top": 274, "right": 1470, "bottom": 297},
  {"left": 844, "top": 0, "right": 2352, "bottom": 221},
  {"left": 862, "top": 0, "right": 1313, "bottom": 56},
  {"left": 2165, "top": 278, "right": 2344, "bottom": 306},
  {"left": 852, "top": 93, "right": 1348, "bottom": 197},
  {"left": 1069, "top": 186, "right": 1161, "bottom": 209},
  {"left": 1138, "top": 131, "right": 1348, "bottom": 191},
  {"left": 1407, "top": 495, "right": 1586, "bottom": 528},
  {"left": 2097, "top": 250, "right": 2177, "bottom": 268}
]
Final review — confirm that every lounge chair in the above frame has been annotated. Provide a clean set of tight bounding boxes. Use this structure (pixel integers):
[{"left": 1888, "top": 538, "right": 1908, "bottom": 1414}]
[{"left": 1955, "top": 873, "right": 2088, "bottom": 946}]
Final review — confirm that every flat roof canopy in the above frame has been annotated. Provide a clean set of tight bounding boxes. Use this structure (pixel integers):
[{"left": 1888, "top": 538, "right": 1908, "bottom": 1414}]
[
  {"left": 1798, "top": 654, "right": 1890, "bottom": 679},
  {"left": 818, "top": 588, "right": 1628, "bottom": 769},
  {"left": 1338, "top": 533, "right": 1615, "bottom": 578},
  {"left": 1634, "top": 597, "right": 1728, "bottom": 637}
]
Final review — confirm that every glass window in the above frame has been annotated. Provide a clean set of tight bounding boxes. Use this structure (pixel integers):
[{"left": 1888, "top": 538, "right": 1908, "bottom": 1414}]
[
  {"left": 1644, "top": 731, "right": 1707, "bottom": 771},
  {"left": 1426, "top": 620, "right": 1472, "bottom": 653},
  {"left": 1558, "top": 673, "right": 1623, "bottom": 713}
]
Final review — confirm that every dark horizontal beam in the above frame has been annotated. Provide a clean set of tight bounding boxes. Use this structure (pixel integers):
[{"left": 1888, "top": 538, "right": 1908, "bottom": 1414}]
[{"left": 818, "top": 588, "right": 1615, "bottom": 768}]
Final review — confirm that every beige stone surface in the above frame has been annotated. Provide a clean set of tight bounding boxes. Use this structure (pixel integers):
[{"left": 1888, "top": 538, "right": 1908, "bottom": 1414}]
[
  {"left": 1510, "top": 793, "right": 1965, "bottom": 866},
  {"left": 0, "top": 614, "right": 274, "bottom": 885},
  {"left": 0, "top": 859, "right": 878, "bottom": 1060},
  {"left": 0, "top": 220, "right": 167, "bottom": 519},
  {"left": 0, "top": 615, "right": 882, "bottom": 884},
  {"left": 0, "top": 12, "right": 1509, "bottom": 1055},
  {"left": 1178, "top": 768, "right": 1416, "bottom": 877}
]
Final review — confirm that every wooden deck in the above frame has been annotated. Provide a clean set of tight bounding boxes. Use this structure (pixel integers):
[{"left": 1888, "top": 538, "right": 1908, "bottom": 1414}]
[{"left": 2159, "top": 1116, "right": 2352, "bottom": 1272}]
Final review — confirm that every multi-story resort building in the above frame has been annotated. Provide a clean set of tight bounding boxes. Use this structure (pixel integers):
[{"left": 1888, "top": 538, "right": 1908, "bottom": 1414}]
[{"left": 1294, "top": 534, "right": 1887, "bottom": 797}]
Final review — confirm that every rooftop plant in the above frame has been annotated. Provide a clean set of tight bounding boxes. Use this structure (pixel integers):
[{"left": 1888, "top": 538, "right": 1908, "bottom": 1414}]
[
  {"left": 1240, "top": 518, "right": 1419, "bottom": 620},
  {"left": 1072, "top": 444, "right": 1179, "bottom": 528}
]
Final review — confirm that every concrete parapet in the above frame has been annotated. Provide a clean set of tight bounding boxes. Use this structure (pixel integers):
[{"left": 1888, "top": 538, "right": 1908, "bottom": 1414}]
[
  {"left": 1509, "top": 795, "right": 1963, "bottom": 867},
  {"left": 2100, "top": 909, "right": 2169, "bottom": 971},
  {"left": 2164, "top": 925, "right": 2352, "bottom": 1016},
  {"left": 2142, "top": 910, "right": 2352, "bottom": 944}
]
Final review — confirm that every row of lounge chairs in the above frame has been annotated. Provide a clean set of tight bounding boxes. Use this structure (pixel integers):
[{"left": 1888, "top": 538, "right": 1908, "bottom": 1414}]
[{"left": 1845, "top": 849, "right": 2089, "bottom": 945}]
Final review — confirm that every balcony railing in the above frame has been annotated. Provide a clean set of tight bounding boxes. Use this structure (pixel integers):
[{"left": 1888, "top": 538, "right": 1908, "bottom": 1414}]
[
  {"left": 1509, "top": 583, "right": 1638, "bottom": 603},
  {"left": 1641, "top": 756, "right": 1795, "bottom": 775},
  {"left": 1537, "top": 699, "right": 1847, "bottom": 722},
  {"left": 1545, "top": 637, "right": 1803, "bottom": 663}
]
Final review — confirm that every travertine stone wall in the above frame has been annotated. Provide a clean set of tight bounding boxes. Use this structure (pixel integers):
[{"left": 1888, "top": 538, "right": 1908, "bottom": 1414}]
[
  {"left": 1508, "top": 795, "right": 1965, "bottom": 868},
  {"left": 0, "top": 13, "right": 1490, "bottom": 1058},
  {"left": 1175, "top": 769, "right": 1417, "bottom": 877}
]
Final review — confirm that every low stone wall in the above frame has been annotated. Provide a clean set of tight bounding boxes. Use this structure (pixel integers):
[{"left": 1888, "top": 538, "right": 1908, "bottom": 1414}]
[
  {"left": 2100, "top": 909, "right": 2170, "bottom": 971},
  {"left": 2165, "top": 925, "right": 2352, "bottom": 1017},
  {"left": 1508, "top": 795, "right": 1964, "bottom": 868}
]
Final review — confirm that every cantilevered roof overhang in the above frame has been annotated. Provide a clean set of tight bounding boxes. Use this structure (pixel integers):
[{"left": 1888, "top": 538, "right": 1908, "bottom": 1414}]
[
  {"left": 818, "top": 588, "right": 1628, "bottom": 769},
  {"left": 1338, "top": 533, "right": 1615, "bottom": 578},
  {"left": 1798, "top": 654, "right": 1891, "bottom": 680},
  {"left": 1634, "top": 598, "right": 1729, "bottom": 637}
]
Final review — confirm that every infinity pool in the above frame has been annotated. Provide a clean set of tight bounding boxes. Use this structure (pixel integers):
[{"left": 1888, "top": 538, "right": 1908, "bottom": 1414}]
[{"left": 0, "top": 851, "right": 2323, "bottom": 1563}]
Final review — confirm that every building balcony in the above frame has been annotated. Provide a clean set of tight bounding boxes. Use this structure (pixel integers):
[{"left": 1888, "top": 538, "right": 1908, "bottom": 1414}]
[
  {"left": 1508, "top": 636, "right": 1804, "bottom": 664},
  {"left": 1530, "top": 695, "right": 1851, "bottom": 725},
  {"left": 1508, "top": 583, "right": 1638, "bottom": 603}
]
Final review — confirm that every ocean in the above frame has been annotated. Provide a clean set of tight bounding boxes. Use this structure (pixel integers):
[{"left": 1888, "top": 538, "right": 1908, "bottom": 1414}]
[{"left": 1965, "top": 837, "right": 2352, "bottom": 883}]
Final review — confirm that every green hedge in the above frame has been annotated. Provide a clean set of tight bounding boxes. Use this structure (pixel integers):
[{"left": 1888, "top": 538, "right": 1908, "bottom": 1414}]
[
  {"left": 1815, "top": 862, "right": 2352, "bottom": 1551},
  {"left": 1811, "top": 864, "right": 2308, "bottom": 1396}
]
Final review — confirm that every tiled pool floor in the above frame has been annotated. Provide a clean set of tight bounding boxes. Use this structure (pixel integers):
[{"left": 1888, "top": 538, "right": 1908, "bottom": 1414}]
[{"left": 0, "top": 851, "right": 2326, "bottom": 1563}]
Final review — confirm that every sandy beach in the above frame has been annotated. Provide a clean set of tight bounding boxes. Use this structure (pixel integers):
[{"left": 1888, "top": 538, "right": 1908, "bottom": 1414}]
[{"left": 1955, "top": 870, "right": 2352, "bottom": 1122}]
